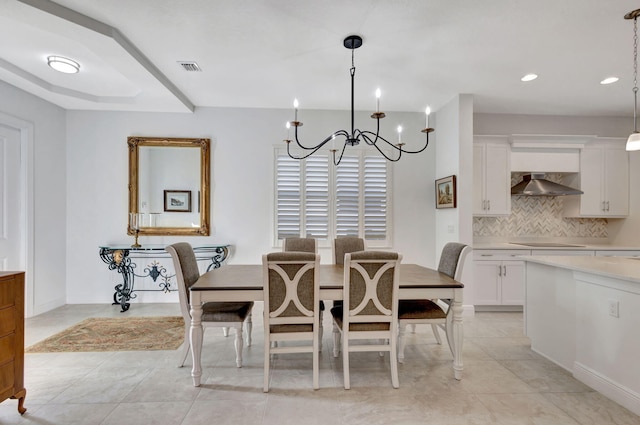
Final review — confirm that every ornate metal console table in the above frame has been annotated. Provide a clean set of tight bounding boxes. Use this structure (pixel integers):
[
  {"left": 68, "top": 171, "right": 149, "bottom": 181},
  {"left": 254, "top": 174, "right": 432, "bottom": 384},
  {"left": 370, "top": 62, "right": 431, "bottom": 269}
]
[{"left": 99, "top": 244, "right": 229, "bottom": 312}]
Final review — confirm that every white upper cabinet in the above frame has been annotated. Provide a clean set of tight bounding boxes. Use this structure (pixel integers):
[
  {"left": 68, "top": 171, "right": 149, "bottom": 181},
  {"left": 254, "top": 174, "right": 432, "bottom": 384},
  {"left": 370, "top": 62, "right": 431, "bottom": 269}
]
[
  {"left": 473, "top": 136, "right": 511, "bottom": 216},
  {"left": 564, "top": 139, "right": 629, "bottom": 218}
]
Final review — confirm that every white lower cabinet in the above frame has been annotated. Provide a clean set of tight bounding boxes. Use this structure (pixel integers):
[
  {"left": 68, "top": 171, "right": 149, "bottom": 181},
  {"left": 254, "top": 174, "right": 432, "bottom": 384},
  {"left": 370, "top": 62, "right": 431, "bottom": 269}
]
[{"left": 473, "top": 250, "right": 529, "bottom": 306}]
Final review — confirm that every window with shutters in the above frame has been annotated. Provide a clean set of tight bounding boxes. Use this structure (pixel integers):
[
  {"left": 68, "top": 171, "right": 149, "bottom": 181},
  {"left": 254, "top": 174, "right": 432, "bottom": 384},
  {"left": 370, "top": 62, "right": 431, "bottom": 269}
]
[{"left": 274, "top": 147, "right": 391, "bottom": 247}]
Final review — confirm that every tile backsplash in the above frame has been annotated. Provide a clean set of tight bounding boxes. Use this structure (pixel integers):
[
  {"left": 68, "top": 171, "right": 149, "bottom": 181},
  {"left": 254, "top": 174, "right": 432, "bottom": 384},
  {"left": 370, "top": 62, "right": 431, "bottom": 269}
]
[{"left": 473, "top": 173, "right": 608, "bottom": 238}]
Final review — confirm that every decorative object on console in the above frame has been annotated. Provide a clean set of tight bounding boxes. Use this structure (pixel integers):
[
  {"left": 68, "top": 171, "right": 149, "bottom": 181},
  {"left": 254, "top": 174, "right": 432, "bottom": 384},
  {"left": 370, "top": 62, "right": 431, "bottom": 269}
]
[
  {"left": 625, "top": 9, "right": 640, "bottom": 151},
  {"left": 435, "top": 175, "right": 457, "bottom": 209},
  {"left": 284, "top": 35, "right": 434, "bottom": 165},
  {"left": 164, "top": 190, "right": 191, "bottom": 212},
  {"left": 129, "top": 212, "right": 141, "bottom": 248}
]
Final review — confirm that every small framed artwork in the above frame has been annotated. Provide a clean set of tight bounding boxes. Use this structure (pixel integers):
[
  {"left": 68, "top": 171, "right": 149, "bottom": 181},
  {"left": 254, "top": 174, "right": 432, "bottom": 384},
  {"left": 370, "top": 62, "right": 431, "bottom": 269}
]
[
  {"left": 435, "top": 175, "right": 457, "bottom": 209},
  {"left": 164, "top": 190, "right": 192, "bottom": 212}
]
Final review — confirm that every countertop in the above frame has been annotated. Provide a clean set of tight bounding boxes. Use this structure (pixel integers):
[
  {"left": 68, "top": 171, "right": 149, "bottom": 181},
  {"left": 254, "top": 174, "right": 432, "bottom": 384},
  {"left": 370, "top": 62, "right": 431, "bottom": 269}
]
[
  {"left": 473, "top": 242, "right": 640, "bottom": 251},
  {"left": 521, "top": 255, "right": 640, "bottom": 284}
]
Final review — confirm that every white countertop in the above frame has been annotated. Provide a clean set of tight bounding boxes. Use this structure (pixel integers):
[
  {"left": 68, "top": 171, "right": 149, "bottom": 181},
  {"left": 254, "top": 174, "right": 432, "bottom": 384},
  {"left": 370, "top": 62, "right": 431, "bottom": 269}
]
[
  {"left": 522, "top": 255, "right": 640, "bottom": 283},
  {"left": 473, "top": 242, "right": 640, "bottom": 251}
]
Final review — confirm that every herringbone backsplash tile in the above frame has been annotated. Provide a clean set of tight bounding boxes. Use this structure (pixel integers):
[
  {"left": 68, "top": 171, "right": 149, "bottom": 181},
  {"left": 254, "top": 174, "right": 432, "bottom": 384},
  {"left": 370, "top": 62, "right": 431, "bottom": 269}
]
[{"left": 473, "top": 173, "right": 608, "bottom": 238}]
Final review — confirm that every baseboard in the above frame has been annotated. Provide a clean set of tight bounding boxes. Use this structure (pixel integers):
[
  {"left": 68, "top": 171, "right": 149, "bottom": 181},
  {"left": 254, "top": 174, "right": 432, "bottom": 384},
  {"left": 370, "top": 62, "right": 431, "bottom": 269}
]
[
  {"left": 32, "top": 297, "right": 65, "bottom": 317},
  {"left": 473, "top": 305, "right": 523, "bottom": 312},
  {"left": 573, "top": 361, "right": 640, "bottom": 416}
]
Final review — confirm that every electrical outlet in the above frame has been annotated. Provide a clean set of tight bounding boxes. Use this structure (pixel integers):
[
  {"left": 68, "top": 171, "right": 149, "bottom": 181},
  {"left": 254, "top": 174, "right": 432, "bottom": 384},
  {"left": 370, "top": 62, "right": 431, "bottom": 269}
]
[
  {"left": 608, "top": 300, "right": 619, "bottom": 318},
  {"left": 447, "top": 225, "right": 455, "bottom": 234}
]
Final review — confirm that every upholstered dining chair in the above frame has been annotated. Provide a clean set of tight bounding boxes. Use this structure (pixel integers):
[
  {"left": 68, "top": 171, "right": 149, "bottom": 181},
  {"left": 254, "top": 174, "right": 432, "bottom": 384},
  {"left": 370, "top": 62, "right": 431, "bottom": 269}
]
[
  {"left": 330, "top": 251, "right": 402, "bottom": 389},
  {"left": 331, "top": 236, "right": 365, "bottom": 310},
  {"left": 333, "top": 237, "right": 365, "bottom": 265},
  {"left": 283, "top": 237, "right": 317, "bottom": 254},
  {"left": 282, "top": 237, "right": 324, "bottom": 349},
  {"left": 166, "top": 242, "right": 253, "bottom": 368},
  {"left": 262, "top": 251, "right": 320, "bottom": 392},
  {"left": 397, "top": 242, "right": 470, "bottom": 363}
]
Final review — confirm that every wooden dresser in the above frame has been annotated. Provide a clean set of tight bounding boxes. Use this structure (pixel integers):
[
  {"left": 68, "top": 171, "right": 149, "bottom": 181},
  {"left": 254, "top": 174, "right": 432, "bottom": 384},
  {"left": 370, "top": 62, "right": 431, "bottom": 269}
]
[{"left": 0, "top": 272, "right": 26, "bottom": 414}]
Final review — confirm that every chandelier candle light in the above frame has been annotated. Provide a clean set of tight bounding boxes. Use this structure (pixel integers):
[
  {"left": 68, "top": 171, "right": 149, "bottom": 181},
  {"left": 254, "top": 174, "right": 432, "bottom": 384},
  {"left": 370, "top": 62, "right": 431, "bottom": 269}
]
[{"left": 284, "top": 35, "right": 434, "bottom": 165}]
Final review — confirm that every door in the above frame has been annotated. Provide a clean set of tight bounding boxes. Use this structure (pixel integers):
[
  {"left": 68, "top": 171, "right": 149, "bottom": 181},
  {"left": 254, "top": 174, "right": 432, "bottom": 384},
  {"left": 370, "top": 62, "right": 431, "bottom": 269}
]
[
  {"left": 0, "top": 124, "right": 21, "bottom": 270},
  {"left": 501, "top": 261, "right": 525, "bottom": 305}
]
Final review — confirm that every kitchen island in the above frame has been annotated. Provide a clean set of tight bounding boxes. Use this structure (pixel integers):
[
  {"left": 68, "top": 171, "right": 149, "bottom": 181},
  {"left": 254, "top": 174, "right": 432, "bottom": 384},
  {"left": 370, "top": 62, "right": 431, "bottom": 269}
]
[{"left": 523, "top": 255, "right": 640, "bottom": 415}]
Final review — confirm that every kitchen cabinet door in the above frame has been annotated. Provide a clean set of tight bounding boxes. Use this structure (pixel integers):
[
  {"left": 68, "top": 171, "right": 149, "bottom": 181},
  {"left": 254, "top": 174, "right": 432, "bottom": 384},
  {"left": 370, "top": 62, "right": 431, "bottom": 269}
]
[
  {"left": 473, "top": 137, "right": 511, "bottom": 216},
  {"left": 474, "top": 261, "right": 501, "bottom": 304},
  {"left": 564, "top": 140, "right": 628, "bottom": 218},
  {"left": 501, "top": 262, "right": 525, "bottom": 305},
  {"left": 473, "top": 259, "right": 524, "bottom": 306}
]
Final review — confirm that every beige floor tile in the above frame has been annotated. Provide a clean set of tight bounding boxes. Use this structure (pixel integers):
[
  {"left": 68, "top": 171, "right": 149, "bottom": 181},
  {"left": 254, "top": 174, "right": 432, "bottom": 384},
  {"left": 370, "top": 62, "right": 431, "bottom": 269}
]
[
  {"left": 543, "top": 392, "right": 640, "bottom": 425},
  {"left": 7, "top": 304, "right": 638, "bottom": 425},
  {"left": 477, "top": 393, "right": 581, "bottom": 424}
]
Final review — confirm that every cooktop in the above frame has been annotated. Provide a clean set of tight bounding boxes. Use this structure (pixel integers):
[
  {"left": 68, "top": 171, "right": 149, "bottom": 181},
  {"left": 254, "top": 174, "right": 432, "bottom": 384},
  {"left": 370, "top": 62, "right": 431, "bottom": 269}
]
[{"left": 509, "top": 242, "right": 586, "bottom": 248}]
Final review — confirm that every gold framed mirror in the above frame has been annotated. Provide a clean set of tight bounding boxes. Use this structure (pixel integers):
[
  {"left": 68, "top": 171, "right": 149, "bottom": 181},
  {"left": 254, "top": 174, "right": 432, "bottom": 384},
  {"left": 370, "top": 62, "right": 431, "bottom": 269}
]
[{"left": 128, "top": 136, "right": 210, "bottom": 236}]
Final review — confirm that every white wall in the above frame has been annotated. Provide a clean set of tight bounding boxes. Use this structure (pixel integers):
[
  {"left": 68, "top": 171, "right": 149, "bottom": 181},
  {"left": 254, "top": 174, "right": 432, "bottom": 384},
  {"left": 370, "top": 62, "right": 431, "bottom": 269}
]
[
  {"left": 65, "top": 107, "right": 436, "bottom": 304},
  {"left": 0, "top": 80, "right": 67, "bottom": 316}
]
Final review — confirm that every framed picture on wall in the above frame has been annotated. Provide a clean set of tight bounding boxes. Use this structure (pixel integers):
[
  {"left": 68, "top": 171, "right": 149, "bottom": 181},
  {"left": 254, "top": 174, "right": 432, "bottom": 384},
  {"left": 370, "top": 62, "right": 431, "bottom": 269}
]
[
  {"left": 164, "top": 190, "right": 191, "bottom": 212},
  {"left": 435, "top": 175, "right": 456, "bottom": 209}
]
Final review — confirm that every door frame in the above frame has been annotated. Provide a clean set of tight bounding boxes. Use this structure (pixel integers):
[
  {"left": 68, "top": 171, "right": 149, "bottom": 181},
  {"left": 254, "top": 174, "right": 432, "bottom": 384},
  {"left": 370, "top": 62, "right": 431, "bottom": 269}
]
[{"left": 0, "top": 112, "right": 34, "bottom": 317}]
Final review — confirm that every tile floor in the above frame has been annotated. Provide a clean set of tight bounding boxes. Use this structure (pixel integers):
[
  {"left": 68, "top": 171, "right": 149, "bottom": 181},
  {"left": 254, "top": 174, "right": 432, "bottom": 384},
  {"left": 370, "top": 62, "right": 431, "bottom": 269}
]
[{"left": 1, "top": 303, "right": 638, "bottom": 425}]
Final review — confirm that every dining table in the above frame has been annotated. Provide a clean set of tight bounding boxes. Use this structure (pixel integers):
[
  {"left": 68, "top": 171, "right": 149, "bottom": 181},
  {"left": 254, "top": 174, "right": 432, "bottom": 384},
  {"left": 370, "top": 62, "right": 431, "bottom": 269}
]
[{"left": 188, "top": 263, "right": 464, "bottom": 387}]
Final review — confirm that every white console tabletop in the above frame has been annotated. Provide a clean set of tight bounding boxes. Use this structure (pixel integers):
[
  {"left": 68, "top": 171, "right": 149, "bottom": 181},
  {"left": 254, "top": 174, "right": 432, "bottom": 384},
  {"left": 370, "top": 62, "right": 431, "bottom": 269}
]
[{"left": 523, "top": 255, "right": 640, "bottom": 416}]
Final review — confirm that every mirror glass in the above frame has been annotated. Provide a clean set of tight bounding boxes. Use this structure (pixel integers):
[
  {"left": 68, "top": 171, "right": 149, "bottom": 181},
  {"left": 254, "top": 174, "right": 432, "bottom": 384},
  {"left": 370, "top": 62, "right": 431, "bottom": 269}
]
[{"left": 128, "top": 137, "right": 210, "bottom": 236}]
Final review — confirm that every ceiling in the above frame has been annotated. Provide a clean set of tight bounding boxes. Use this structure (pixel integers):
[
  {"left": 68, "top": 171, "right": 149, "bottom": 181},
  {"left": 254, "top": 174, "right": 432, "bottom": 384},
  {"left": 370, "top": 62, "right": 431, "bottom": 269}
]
[{"left": 2, "top": 0, "right": 640, "bottom": 117}]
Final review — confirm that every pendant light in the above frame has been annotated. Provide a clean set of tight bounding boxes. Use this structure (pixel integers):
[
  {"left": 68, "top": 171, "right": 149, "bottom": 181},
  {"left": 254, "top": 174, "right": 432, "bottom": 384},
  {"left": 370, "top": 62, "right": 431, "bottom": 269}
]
[{"left": 625, "top": 9, "right": 640, "bottom": 151}]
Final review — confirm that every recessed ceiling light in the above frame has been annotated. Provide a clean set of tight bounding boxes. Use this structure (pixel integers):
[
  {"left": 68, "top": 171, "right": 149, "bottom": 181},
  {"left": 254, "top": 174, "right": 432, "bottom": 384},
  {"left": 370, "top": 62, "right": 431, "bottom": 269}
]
[
  {"left": 600, "top": 77, "right": 619, "bottom": 85},
  {"left": 521, "top": 74, "right": 538, "bottom": 82},
  {"left": 47, "top": 56, "right": 80, "bottom": 74}
]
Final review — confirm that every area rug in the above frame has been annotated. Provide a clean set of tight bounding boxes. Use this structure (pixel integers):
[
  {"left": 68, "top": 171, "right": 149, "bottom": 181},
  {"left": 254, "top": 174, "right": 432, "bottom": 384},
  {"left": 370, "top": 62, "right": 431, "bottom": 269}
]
[{"left": 25, "top": 316, "right": 185, "bottom": 353}]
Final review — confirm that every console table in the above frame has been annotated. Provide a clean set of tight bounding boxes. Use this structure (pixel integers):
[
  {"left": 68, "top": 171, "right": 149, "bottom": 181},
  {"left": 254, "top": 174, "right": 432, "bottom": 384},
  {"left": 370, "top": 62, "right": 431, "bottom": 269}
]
[{"left": 99, "top": 244, "right": 229, "bottom": 312}]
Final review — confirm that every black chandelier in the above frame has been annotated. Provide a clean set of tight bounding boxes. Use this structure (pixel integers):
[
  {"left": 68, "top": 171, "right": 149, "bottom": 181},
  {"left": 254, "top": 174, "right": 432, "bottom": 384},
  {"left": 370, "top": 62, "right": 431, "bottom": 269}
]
[{"left": 284, "top": 35, "right": 434, "bottom": 165}]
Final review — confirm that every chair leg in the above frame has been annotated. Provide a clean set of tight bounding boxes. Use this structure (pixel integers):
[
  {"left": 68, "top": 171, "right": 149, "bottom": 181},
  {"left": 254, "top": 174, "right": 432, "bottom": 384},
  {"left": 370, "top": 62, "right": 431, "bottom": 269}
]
[
  {"left": 234, "top": 326, "right": 244, "bottom": 368},
  {"left": 263, "top": 335, "right": 270, "bottom": 392},
  {"left": 389, "top": 331, "right": 399, "bottom": 389},
  {"left": 245, "top": 314, "right": 253, "bottom": 346},
  {"left": 342, "top": 333, "right": 350, "bottom": 390},
  {"left": 318, "top": 310, "right": 323, "bottom": 352},
  {"left": 398, "top": 322, "right": 407, "bottom": 364},
  {"left": 223, "top": 327, "right": 229, "bottom": 337},
  {"left": 431, "top": 323, "right": 442, "bottom": 345},
  {"left": 179, "top": 327, "right": 190, "bottom": 367},
  {"left": 332, "top": 322, "right": 340, "bottom": 358},
  {"left": 313, "top": 331, "right": 319, "bottom": 390}
]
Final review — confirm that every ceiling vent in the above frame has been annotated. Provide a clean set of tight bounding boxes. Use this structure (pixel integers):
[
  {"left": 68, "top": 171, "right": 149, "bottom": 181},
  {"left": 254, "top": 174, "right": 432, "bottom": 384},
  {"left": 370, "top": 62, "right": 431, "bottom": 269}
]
[{"left": 177, "top": 61, "right": 202, "bottom": 72}]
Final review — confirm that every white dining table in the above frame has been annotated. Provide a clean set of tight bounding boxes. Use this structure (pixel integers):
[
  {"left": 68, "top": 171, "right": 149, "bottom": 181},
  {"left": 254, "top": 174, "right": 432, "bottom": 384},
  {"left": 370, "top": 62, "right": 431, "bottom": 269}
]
[{"left": 188, "top": 263, "right": 464, "bottom": 387}]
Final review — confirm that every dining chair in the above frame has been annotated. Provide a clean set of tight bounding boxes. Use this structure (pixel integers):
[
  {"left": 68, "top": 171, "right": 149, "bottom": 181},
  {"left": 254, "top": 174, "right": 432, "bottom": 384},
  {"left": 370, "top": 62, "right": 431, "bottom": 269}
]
[
  {"left": 283, "top": 237, "right": 318, "bottom": 254},
  {"left": 333, "top": 237, "right": 365, "bottom": 265},
  {"left": 166, "top": 242, "right": 253, "bottom": 368},
  {"left": 262, "top": 251, "right": 320, "bottom": 392},
  {"left": 331, "top": 236, "right": 365, "bottom": 310},
  {"left": 397, "top": 242, "right": 470, "bottom": 363},
  {"left": 330, "top": 251, "right": 402, "bottom": 389},
  {"left": 282, "top": 237, "right": 324, "bottom": 350}
]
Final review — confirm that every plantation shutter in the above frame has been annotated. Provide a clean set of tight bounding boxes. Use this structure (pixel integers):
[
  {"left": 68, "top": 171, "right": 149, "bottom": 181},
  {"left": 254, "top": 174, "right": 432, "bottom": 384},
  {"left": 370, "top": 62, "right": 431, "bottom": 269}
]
[
  {"left": 304, "top": 155, "right": 329, "bottom": 238},
  {"left": 363, "top": 156, "right": 387, "bottom": 240},
  {"left": 335, "top": 155, "right": 360, "bottom": 236},
  {"left": 276, "top": 154, "right": 301, "bottom": 239}
]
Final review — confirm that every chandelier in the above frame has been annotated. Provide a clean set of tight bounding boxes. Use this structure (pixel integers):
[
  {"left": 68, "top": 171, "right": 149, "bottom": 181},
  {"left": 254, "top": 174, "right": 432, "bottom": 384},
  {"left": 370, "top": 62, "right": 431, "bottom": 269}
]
[
  {"left": 626, "top": 9, "right": 640, "bottom": 151},
  {"left": 284, "top": 35, "right": 434, "bottom": 165}
]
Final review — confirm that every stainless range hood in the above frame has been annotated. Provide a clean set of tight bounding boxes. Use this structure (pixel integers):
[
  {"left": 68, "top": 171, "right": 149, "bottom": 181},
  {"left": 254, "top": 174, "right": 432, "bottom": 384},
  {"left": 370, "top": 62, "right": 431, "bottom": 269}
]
[{"left": 511, "top": 173, "right": 583, "bottom": 196}]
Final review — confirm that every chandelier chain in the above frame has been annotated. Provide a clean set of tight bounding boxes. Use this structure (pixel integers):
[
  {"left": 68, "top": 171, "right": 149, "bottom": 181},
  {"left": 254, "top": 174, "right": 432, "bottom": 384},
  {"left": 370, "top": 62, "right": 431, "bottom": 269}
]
[{"left": 634, "top": 16, "right": 638, "bottom": 132}]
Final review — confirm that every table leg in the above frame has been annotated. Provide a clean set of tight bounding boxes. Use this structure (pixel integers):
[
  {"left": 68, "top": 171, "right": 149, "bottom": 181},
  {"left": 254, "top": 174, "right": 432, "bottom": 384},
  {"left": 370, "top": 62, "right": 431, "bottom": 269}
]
[
  {"left": 190, "top": 292, "right": 204, "bottom": 387},
  {"left": 447, "top": 292, "right": 464, "bottom": 380}
]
